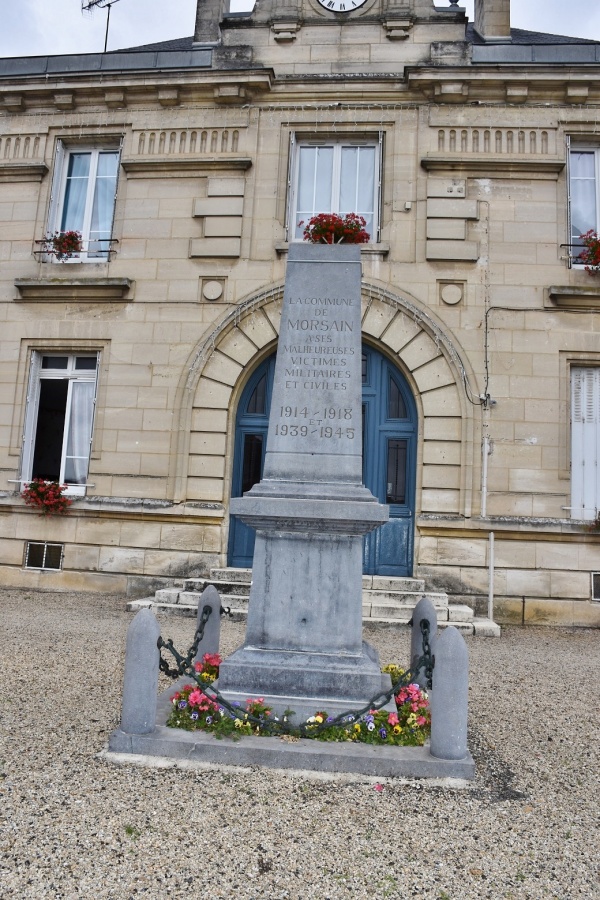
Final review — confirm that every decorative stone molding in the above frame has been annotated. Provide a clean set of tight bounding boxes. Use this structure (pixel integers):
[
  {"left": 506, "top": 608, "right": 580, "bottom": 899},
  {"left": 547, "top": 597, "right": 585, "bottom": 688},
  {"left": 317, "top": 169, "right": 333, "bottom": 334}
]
[
  {"left": 547, "top": 285, "right": 600, "bottom": 310},
  {"left": 383, "top": 18, "right": 413, "bottom": 40},
  {"left": 0, "top": 162, "right": 48, "bottom": 182},
  {"left": 191, "top": 176, "right": 246, "bottom": 258},
  {"left": 214, "top": 84, "right": 247, "bottom": 105},
  {"left": 121, "top": 157, "right": 252, "bottom": 178},
  {"left": 132, "top": 126, "right": 244, "bottom": 157},
  {"left": 274, "top": 242, "right": 390, "bottom": 257},
  {"left": 104, "top": 89, "right": 126, "bottom": 109},
  {"left": 158, "top": 88, "right": 180, "bottom": 107},
  {"left": 425, "top": 178, "right": 479, "bottom": 262},
  {"left": 505, "top": 84, "right": 528, "bottom": 103},
  {"left": 14, "top": 278, "right": 133, "bottom": 302},
  {"left": 2, "top": 94, "right": 24, "bottom": 112},
  {"left": 272, "top": 21, "right": 301, "bottom": 42},
  {"left": 170, "top": 281, "right": 474, "bottom": 516},
  {"left": 421, "top": 156, "right": 565, "bottom": 179},
  {"left": 53, "top": 93, "right": 75, "bottom": 110},
  {"left": 433, "top": 82, "right": 468, "bottom": 103},
  {"left": 566, "top": 84, "right": 589, "bottom": 104}
]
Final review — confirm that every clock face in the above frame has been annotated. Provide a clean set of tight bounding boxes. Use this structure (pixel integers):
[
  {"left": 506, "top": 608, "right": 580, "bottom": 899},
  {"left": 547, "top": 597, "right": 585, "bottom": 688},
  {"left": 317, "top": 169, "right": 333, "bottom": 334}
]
[{"left": 316, "top": 0, "right": 369, "bottom": 13}]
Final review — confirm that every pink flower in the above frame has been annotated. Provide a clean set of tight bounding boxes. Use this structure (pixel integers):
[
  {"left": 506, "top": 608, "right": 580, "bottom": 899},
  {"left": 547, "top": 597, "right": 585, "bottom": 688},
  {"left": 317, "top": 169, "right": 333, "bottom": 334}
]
[
  {"left": 373, "top": 783, "right": 384, "bottom": 793},
  {"left": 387, "top": 712, "right": 399, "bottom": 726}
]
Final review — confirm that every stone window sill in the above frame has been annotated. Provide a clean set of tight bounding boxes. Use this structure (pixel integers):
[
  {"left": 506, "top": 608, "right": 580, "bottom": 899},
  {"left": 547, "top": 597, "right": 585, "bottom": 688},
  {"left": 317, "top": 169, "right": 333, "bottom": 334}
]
[{"left": 275, "top": 242, "right": 389, "bottom": 257}]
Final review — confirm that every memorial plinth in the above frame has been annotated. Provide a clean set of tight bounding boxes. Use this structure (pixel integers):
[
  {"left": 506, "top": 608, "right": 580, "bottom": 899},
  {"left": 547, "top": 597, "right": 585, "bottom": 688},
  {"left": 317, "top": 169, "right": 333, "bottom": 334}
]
[{"left": 219, "top": 243, "right": 389, "bottom": 717}]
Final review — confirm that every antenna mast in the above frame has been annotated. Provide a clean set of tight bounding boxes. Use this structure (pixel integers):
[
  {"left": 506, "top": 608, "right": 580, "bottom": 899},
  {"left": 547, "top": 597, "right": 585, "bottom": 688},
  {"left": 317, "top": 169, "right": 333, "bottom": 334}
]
[{"left": 81, "top": 0, "right": 123, "bottom": 53}]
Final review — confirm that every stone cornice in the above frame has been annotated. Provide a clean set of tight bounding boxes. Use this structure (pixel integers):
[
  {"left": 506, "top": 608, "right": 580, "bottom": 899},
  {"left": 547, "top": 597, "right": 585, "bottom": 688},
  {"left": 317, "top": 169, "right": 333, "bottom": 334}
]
[
  {"left": 0, "top": 162, "right": 48, "bottom": 182},
  {"left": 547, "top": 285, "right": 600, "bottom": 309},
  {"left": 421, "top": 155, "right": 565, "bottom": 178},
  {"left": 121, "top": 156, "right": 252, "bottom": 177},
  {"left": 14, "top": 278, "right": 133, "bottom": 302}
]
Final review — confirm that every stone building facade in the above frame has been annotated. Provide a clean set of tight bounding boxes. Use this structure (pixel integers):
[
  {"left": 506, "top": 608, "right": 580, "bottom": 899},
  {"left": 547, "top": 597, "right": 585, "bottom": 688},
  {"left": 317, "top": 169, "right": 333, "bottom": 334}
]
[{"left": 1, "top": 0, "right": 600, "bottom": 626}]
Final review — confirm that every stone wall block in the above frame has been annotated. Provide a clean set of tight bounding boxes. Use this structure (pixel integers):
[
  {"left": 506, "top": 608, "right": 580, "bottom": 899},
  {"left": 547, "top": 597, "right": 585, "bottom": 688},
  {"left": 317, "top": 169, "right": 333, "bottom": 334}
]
[
  {"left": 120, "top": 608, "right": 161, "bottom": 735},
  {"left": 238, "top": 308, "right": 278, "bottom": 348},
  {"left": 430, "top": 626, "right": 469, "bottom": 761},
  {"left": 382, "top": 314, "right": 422, "bottom": 353}
]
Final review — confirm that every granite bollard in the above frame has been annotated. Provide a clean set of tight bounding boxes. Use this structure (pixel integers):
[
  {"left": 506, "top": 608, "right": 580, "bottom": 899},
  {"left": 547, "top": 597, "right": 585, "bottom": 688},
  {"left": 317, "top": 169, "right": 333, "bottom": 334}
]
[
  {"left": 410, "top": 596, "right": 438, "bottom": 689},
  {"left": 192, "top": 584, "right": 221, "bottom": 665},
  {"left": 120, "top": 608, "right": 161, "bottom": 735},
  {"left": 430, "top": 626, "right": 469, "bottom": 761}
]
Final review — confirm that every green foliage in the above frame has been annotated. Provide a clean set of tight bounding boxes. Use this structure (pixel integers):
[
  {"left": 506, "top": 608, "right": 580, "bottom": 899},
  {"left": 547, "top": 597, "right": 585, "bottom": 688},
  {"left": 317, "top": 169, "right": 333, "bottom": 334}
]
[{"left": 166, "top": 660, "right": 431, "bottom": 748}]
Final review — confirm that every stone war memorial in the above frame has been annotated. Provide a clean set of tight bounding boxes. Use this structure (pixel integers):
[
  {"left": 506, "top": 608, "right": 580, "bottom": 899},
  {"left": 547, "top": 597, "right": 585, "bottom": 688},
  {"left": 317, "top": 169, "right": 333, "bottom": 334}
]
[{"left": 109, "top": 244, "right": 474, "bottom": 779}]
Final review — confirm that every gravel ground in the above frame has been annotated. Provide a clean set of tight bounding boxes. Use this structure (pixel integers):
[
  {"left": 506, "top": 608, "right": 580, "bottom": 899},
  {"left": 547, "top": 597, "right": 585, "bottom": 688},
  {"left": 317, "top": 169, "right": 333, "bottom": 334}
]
[{"left": 0, "top": 589, "right": 598, "bottom": 900}]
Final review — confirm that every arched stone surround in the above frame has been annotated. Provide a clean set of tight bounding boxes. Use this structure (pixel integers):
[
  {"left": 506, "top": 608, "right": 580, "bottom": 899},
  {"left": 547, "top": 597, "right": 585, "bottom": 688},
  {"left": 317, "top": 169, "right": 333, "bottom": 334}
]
[{"left": 170, "top": 282, "right": 479, "bottom": 532}]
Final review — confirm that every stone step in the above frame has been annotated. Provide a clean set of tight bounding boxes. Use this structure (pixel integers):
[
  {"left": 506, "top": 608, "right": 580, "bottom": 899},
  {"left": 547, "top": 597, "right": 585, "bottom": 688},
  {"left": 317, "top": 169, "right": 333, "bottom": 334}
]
[
  {"left": 366, "top": 603, "right": 474, "bottom": 623},
  {"left": 128, "top": 598, "right": 488, "bottom": 636},
  {"left": 363, "top": 575, "right": 425, "bottom": 592},
  {"left": 364, "top": 589, "right": 449, "bottom": 608},
  {"left": 208, "top": 568, "right": 428, "bottom": 594},
  {"left": 184, "top": 578, "right": 251, "bottom": 597},
  {"left": 209, "top": 567, "right": 252, "bottom": 584}
]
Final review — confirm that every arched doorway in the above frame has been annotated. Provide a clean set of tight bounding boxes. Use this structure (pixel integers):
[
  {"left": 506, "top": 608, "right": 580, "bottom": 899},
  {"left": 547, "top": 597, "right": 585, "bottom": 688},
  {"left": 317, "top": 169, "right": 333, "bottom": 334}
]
[{"left": 228, "top": 345, "right": 417, "bottom": 576}]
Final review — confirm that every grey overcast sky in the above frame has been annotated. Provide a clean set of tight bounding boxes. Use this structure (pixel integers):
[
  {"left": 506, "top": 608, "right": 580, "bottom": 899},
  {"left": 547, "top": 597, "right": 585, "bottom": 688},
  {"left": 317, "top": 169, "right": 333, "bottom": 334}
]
[{"left": 0, "top": 0, "right": 599, "bottom": 58}]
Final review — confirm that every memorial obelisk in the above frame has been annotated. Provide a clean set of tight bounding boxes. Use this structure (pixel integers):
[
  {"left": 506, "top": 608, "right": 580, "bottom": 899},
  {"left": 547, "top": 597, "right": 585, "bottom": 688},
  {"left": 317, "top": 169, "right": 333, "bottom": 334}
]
[{"left": 218, "top": 243, "right": 389, "bottom": 717}]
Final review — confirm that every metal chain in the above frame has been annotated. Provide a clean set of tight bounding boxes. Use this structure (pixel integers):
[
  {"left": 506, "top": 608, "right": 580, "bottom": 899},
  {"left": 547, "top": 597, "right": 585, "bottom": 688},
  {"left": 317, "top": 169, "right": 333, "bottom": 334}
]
[
  {"left": 160, "top": 617, "right": 435, "bottom": 736},
  {"left": 157, "top": 604, "right": 212, "bottom": 678},
  {"left": 420, "top": 618, "right": 435, "bottom": 690},
  {"left": 157, "top": 603, "right": 233, "bottom": 679}
]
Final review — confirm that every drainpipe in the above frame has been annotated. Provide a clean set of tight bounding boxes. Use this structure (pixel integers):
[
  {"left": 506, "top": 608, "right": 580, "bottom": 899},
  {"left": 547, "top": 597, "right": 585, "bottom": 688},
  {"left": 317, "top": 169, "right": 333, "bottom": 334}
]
[
  {"left": 488, "top": 531, "right": 495, "bottom": 621},
  {"left": 481, "top": 433, "right": 489, "bottom": 518}
]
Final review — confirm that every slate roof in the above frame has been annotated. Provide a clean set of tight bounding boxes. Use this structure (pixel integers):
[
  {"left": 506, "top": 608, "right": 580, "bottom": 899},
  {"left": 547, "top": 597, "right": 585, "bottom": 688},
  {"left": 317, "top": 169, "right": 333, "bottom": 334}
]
[
  {"left": 466, "top": 24, "right": 600, "bottom": 46},
  {"left": 113, "top": 36, "right": 195, "bottom": 53},
  {"left": 119, "top": 25, "right": 600, "bottom": 55}
]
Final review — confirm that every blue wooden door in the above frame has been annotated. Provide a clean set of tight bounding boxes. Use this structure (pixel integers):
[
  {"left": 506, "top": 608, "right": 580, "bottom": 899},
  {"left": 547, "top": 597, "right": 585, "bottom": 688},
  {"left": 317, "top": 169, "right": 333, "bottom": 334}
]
[
  {"left": 361, "top": 345, "right": 417, "bottom": 577},
  {"left": 227, "top": 356, "right": 275, "bottom": 568},
  {"left": 228, "top": 346, "right": 417, "bottom": 575}
]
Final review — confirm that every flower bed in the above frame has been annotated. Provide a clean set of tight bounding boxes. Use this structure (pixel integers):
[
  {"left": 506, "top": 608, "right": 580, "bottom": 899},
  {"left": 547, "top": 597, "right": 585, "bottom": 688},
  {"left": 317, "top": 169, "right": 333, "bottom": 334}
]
[{"left": 166, "top": 655, "right": 431, "bottom": 747}]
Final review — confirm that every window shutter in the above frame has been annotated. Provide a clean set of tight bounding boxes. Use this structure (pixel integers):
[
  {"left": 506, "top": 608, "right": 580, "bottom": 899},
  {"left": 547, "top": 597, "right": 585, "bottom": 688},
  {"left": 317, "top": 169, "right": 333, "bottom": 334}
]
[
  {"left": 107, "top": 136, "right": 124, "bottom": 251},
  {"left": 46, "top": 139, "right": 66, "bottom": 235},
  {"left": 566, "top": 135, "right": 572, "bottom": 268},
  {"left": 20, "top": 351, "right": 42, "bottom": 485},
  {"left": 284, "top": 131, "right": 296, "bottom": 242},
  {"left": 377, "top": 130, "right": 384, "bottom": 244},
  {"left": 571, "top": 366, "right": 600, "bottom": 520}
]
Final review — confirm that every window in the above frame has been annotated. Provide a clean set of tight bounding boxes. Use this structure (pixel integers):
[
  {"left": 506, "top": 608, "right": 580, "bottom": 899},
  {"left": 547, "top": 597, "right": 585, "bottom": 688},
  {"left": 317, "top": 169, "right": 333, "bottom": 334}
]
[
  {"left": 48, "top": 142, "right": 120, "bottom": 261},
  {"left": 571, "top": 366, "right": 600, "bottom": 520},
  {"left": 24, "top": 542, "right": 63, "bottom": 570},
  {"left": 569, "top": 146, "right": 599, "bottom": 261},
  {"left": 21, "top": 353, "right": 99, "bottom": 496},
  {"left": 288, "top": 136, "right": 381, "bottom": 241}
]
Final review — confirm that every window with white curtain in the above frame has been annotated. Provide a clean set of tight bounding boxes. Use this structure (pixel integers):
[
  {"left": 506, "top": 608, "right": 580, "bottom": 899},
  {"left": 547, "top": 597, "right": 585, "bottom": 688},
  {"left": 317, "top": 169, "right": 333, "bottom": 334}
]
[
  {"left": 20, "top": 353, "right": 99, "bottom": 496},
  {"left": 571, "top": 366, "right": 600, "bottom": 520},
  {"left": 288, "top": 138, "right": 381, "bottom": 241},
  {"left": 48, "top": 144, "right": 120, "bottom": 261},
  {"left": 569, "top": 146, "right": 600, "bottom": 261}
]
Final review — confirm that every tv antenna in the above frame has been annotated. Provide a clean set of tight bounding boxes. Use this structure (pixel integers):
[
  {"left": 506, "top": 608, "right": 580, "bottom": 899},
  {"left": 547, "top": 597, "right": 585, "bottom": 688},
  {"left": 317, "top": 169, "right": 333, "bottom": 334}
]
[{"left": 81, "top": 0, "right": 123, "bottom": 53}]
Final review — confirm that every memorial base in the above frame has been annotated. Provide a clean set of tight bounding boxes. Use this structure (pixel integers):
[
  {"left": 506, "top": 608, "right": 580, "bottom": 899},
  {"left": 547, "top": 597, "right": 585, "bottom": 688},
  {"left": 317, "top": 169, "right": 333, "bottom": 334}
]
[{"left": 217, "top": 642, "right": 393, "bottom": 719}]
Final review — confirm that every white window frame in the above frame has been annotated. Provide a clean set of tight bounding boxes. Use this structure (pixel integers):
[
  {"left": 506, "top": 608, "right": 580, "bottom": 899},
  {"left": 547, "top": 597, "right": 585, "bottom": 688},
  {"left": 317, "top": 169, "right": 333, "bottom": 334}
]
[
  {"left": 568, "top": 143, "right": 600, "bottom": 268},
  {"left": 20, "top": 352, "right": 99, "bottom": 497},
  {"left": 571, "top": 366, "right": 600, "bottom": 520},
  {"left": 47, "top": 140, "right": 121, "bottom": 263},
  {"left": 287, "top": 135, "right": 382, "bottom": 242}
]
